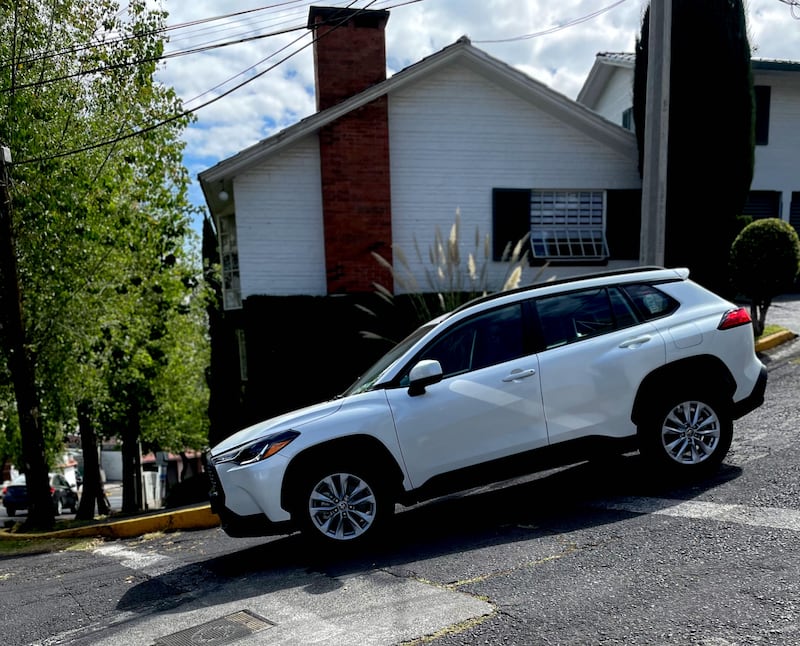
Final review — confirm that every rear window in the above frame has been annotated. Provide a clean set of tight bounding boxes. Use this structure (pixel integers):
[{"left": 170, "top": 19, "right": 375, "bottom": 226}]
[{"left": 621, "top": 284, "right": 678, "bottom": 321}]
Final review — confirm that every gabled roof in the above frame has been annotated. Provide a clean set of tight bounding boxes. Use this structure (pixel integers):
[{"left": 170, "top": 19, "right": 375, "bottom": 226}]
[
  {"left": 577, "top": 51, "right": 800, "bottom": 107},
  {"left": 199, "top": 38, "right": 637, "bottom": 213}
]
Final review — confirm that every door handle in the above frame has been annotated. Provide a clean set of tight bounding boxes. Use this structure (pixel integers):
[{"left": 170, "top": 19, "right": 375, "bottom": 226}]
[
  {"left": 618, "top": 335, "right": 652, "bottom": 348},
  {"left": 502, "top": 368, "right": 536, "bottom": 382}
]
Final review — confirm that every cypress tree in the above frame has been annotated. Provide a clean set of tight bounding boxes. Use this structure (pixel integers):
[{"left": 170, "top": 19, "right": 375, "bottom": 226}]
[{"left": 634, "top": 0, "right": 755, "bottom": 295}]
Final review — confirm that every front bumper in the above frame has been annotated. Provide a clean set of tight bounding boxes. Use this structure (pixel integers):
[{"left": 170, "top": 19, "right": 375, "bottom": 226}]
[{"left": 205, "top": 455, "right": 296, "bottom": 538}]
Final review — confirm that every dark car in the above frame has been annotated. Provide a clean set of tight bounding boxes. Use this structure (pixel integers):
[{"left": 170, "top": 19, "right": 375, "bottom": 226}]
[{"left": 2, "top": 473, "right": 79, "bottom": 516}]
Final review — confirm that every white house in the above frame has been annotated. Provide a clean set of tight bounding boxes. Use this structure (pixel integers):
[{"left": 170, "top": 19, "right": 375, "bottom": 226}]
[
  {"left": 578, "top": 51, "right": 800, "bottom": 230},
  {"left": 199, "top": 6, "right": 644, "bottom": 314}
]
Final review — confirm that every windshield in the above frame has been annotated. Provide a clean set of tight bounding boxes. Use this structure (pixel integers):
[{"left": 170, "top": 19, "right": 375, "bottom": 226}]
[{"left": 342, "top": 322, "right": 438, "bottom": 396}]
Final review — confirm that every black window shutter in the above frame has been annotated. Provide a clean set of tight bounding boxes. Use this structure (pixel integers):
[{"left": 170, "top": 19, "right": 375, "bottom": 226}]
[
  {"left": 606, "top": 190, "right": 641, "bottom": 260},
  {"left": 492, "top": 188, "right": 531, "bottom": 261}
]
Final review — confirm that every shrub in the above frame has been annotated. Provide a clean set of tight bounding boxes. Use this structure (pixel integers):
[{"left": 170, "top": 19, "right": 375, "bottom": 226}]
[
  {"left": 361, "top": 208, "right": 544, "bottom": 340},
  {"left": 729, "top": 217, "right": 800, "bottom": 337}
]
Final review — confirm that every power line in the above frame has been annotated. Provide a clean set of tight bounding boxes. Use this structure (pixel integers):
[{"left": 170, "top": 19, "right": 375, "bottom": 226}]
[
  {"left": 0, "top": 1, "right": 309, "bottom": 70},
  {"left": 474, "top": 0, "right": 629, "bottom": 44},
  {"left": 13, "top": 0, "right": 403, "bottom": 166}
]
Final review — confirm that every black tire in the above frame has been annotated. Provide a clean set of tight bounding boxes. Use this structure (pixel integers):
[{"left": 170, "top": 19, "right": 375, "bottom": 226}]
[
  {"left": 294, "top": 462, "right": 393, "bottom": 548},
  {"left": 638, "top": 390, "right": 733, "bottom": 477},
  {"left": 6, "top": 506, "right": 15, "bottom": 517},
  {"left": 54, "top": 498, "right": 63, "bottom": 515}
]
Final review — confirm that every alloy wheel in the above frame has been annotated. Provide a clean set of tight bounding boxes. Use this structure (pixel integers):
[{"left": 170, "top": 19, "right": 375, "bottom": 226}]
[
  {"left": 307, "top": 472, "right": 377, "bottom": 541},
  {"left": 661, "top": 400, "right": 720, "bottom": 465}
]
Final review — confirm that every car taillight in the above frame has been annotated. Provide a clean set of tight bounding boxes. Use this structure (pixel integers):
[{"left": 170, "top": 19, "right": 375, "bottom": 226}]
[
  {"left": 718, "top": 307, "right": 752, "bottom": 330},
  {"left": 50, "top": 486, "right": 55, "bottom": 495}
]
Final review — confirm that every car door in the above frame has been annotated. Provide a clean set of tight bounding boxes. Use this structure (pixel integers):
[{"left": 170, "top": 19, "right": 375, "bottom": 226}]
[
  {"left": 385, "top": 302, "right": 547, "bottom": 489},
  {"left": 534, "top": 286, "right": 666, "bottom": 444}
]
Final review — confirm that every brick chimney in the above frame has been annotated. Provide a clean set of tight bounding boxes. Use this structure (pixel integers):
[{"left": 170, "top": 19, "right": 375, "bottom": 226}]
[
  {"left": 307, "top": 6, "right": 393, "bottom": 294},
  {"left": 307, "top": 6, "right": 390, "bottom": 111}
]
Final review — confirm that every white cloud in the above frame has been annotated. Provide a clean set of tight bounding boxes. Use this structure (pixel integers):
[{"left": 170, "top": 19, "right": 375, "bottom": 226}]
[{"left": 153, "top": 0, "right": 800, "bottom": 219}]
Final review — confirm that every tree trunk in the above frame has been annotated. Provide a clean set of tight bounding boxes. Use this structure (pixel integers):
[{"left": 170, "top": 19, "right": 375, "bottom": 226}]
[
  {"left": 0, "top": 150, "right": 53, "bottom": 531},
  {"left": 75, "top": 401, "right": 110, "bottom": 519},
  {"left": 121, "top": 408, "right": 142, "bottom": 514}
]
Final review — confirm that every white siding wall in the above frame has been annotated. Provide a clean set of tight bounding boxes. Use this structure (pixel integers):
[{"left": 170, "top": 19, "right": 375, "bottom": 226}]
[
  {"left": 591, "top": 67, "right": 634, "bottom": 126},
  {"left": 387, "top": 65, "right": 642, "bottom": 291},
  {"left": 752, "top": 72, "right": 800, "bottom": 217},
  {"left": 234, "top": 135, "right": 327, "bottom": 296}
]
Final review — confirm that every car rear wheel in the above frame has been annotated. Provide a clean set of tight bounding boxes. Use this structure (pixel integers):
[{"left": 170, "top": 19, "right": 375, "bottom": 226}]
[
  {"left": 54, "top": 498, "right": 63, "bottom": 515},
  {"left": 296, "top": 463, "right": 392, "bottom": 548},
  {"left": 6, "top": 506, "right": 15, "bottom": 517},
  {"left": 639, "top": 391, "right": 732, "bottom": 476}
]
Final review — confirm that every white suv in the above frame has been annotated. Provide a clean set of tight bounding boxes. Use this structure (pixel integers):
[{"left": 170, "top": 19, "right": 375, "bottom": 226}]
[{"left": 205, "top": 267, "right": 767, "bottom": 547}]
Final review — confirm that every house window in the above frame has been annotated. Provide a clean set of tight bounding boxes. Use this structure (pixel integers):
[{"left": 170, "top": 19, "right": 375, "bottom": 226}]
[
  {"left": 219, "top": 214, "right": 242, "bottom": 310},
  {"left": 743, "top": 190, "right": 781, "bottom": 220},
  {"left": 236, "top": 329, "right": 248, "bottom": 381},
  {"left": 530, "top": 190, "right": 609, "bottom": 261},
  {"left": 790, "top": 193, "right": 800, "bottom": 238},
  {"left": 621, "top": 107, "right": 634, "bottom": 131},
  {"left": 754, "top": 85, "right": 770, "bottom": 146}
]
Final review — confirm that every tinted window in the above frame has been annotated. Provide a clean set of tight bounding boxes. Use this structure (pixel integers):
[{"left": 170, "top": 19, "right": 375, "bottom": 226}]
[
  {"left": 622, "top": 284, "right": 678, "bottom": 321},
  {"left": 411, "top": 304, "right": 524, "bottom": 379},
  {"left": 536, "top": 288, "right": 614, "bottom": 349}
]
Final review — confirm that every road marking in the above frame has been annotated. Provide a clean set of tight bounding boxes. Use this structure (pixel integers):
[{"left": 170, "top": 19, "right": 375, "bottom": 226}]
[{"left": 593, "top": 496, "right": 800, "bottom": 532}]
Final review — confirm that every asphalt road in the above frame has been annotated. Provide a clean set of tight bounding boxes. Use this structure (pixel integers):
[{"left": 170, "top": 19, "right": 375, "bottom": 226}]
[{"left": 1, "top": 300, "right": 799, "bottom": 646}]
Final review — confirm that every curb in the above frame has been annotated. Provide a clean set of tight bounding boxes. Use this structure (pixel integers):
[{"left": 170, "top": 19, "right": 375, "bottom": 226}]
[
  {"left": 0, "top": 504, "right": 220, "bottom": 541},
  {"left": 755, "top": 329, "right": 798, "bottom": 352}
]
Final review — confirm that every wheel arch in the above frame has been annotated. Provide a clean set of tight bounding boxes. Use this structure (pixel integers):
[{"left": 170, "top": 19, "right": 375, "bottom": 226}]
[
  {"left": 280, "top": 434, "right": 406, "bottom": 513},
  {"left": 631, "top": 355, "right": 737, "bottom": 427}
]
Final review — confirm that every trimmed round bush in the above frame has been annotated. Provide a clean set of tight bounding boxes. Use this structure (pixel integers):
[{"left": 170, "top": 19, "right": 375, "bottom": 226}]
[{"left": 730, "top": 218, "right": 800, "bottom": 300}]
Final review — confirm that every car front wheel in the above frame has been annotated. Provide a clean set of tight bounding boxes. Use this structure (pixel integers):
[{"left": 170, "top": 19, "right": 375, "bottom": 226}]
[
  {"left": 296, "top": 465, "right": 392, "bottom": 548},
  {"left": 639, "top": 392, "right": 733, "bottom": 476}
]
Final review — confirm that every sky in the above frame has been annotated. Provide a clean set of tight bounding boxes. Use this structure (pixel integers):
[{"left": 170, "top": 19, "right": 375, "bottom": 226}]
[{"left": 148, "top": 0, "right": 800, "bottom": 221}]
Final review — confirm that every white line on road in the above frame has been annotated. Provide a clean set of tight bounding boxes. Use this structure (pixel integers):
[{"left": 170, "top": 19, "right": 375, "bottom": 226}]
[{"left": 592, "top": 496, "right": 800, "bottom": 532}]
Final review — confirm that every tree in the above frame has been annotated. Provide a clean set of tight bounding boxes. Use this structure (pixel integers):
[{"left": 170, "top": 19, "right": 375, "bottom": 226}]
[
  {"left": 634, "top": 0, "right": 755, "bottom": 295},
  {"left": 729, "top": 218, "right": 800, "bottom": 337},
  {"left": 0, "top": 0, "right": 206, "bottom": 527}
]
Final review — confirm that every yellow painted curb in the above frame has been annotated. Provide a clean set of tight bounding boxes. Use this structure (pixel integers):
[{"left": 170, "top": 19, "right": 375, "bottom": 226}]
[
  {"left": 0, "top": 504, "right": 220, "bottom": 540},
  {"left": 755, "top": 330, "right": 798, "bottom": 352}
]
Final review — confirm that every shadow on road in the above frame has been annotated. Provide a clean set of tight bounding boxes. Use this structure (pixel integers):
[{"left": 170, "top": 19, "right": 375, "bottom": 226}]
[{"left": 116, "top": 453, "right": 743, "bottom": 613}]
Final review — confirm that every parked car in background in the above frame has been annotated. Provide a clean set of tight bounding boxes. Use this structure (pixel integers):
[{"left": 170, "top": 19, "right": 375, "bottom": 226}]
[
  {"left": 205, "top": 266, "right": 768, "bottom": 549},
  {"left": 2, "top": 473, "right": 79, "bottom": 516}
]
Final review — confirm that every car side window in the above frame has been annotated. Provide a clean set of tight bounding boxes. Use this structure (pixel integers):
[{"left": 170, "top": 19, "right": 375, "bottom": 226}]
[
  {"left": 609, "top": 287, "right": 639, "bottom": 328},
  {"left": 622, "top": 283, "right": 678, "bottom": 321},
  {"left": 536, "top": 288, "right": 615, "bottom": 349},
  {"left": 409, "top": 303, "right": 524, "bottom": 380}
]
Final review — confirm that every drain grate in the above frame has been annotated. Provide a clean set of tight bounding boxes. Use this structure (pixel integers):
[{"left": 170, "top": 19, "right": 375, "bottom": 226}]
[{"left": 153, "top": 609, "right": 275, "bottom": 646}]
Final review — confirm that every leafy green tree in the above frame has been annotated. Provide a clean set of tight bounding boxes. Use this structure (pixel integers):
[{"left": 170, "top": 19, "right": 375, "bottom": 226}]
[
  {"left": 634, "top": 0, "right": 755, "bottom": 295},
  {"left": 729, "top": 218, "right": 800, "bottom": 337},
  {"left": 0, "top": 0, "right": 206, "bottom": 526}
]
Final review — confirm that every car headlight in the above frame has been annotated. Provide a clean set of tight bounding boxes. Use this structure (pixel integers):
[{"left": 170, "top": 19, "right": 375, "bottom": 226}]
[{"left": 213, "top": 430, "right": 300, "bottom": 466}]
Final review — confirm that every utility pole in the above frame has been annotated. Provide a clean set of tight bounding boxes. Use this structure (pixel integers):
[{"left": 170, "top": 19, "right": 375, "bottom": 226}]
[
  {"left": 0, "top": 144, "right": 54, "bottom": 530},
  {"left": 639, "top": 0, "right": 672, "bottom": 266}
]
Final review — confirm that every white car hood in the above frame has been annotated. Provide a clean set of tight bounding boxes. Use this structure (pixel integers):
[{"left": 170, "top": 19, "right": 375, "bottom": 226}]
[{"left": 210, "top": 398, "right": 344, "bottom": 455}]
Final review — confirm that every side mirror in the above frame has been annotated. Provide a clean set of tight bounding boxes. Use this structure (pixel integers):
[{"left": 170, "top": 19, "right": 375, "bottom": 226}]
[{"left": 407, "top": 359, "right": 443, "bottom": 396}]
